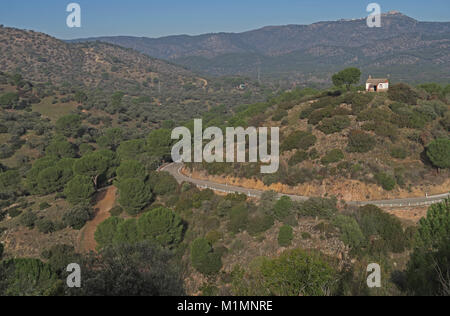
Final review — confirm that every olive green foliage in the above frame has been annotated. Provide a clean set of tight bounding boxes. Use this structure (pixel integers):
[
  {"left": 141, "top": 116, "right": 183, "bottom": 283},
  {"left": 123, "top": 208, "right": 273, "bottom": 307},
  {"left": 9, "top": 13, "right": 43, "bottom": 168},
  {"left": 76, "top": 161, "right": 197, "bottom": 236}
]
[
  {"left": 321, "top": 149, "right": 344, "bottom": 165},
  {"left": 137, "top": 207, "right": 184, "bottom": 247},
  {"left": 354, "top": 205, "right": 407, "bottom": 254},
  {"left": 68, "top": 242, "right": 185, "bottom": 296},
  {"left": 296, "top": 197, "right": 338, "bottom": 219},
  {"left": 426, "top": 138, "right": 450, "bottom": 169},
  {"left": 234, "top": 249, "right": 337, "bottom": 296},
  {"left": 273, "top": 196, "right": 293, "bottom": 221},
  {"left": 0, "top": 92, "right": 19, "bottom": 109},
  {"left": 117, "top": 178, "right": 153, "bottom": 215},
  {"left": 97, "top": 128, "right": 125, "bottom": 151},
  {"left": 64, "top": 175, "right": 95, "bottom": 205},
  {"left": 146, "top": 129, "right": 174, "bottom": 161},
  {"left": 0, "top": 243, "right": 4, "bottom": 259},
  {"left": 288, "top": 150, "right": 308, "bottom": 166},
  {"left": 406, "top": 199, "right": 450, "bottom": 296},
  {"left": 388, "top": 83, "right": 418, "bottom": 105},
  {"left": 332, "top": 215, "right": 365, "bottom": 250},
  {"left": 347, "top": 130, "right": 376, "bottom": 153},
  {"left": 45, "top": 137, "right": 77, "bottom": 158},
  {"left": 148, "top": 171, "right": 178, "bottom": 196},
  {"left": 116, "top": 160, "right": 146, "bottom": 183},
  {"left": 117, "top": 139, "right": 146, "bottom": 161},
  {"left": 228, "top": 203, "right": 249, "bottom": 233},
  {"left": 55, "top": 114, "right": 81, "bottom": 137},
  {"left": 95, "top": 207, "right": 183, "bottom": 249},
  {"left": 62, "top": 204, "right": 93, "bottom": 230},
  {"left": 278, "top": 225, "right": 294, "bottom": 247},
  {"left": 0, "top": 169, "right": 21, "bottom": 195},
  {"left": 0, "top": 258, "right": 60, "bottom": 296},
  {"left": 390, "top": 147, "right": 408, "bottom": 160},
  {"left": 19, "top": 211, "right": 37, "bottom": 228},
  {"left": 318, "top": 116, "right": 351, "bottom": 134},
  {"left": 332, "top": 68, "right": 361, "bottom": 90},
  {"left": 281, "top": 131, "right": 316, "bottom": 152},
  {"left": 375, "top": 172, "right": 397, "bottom": 191},
  {"left": 191, "top": 238, "right": 223, "bottom": 275}
]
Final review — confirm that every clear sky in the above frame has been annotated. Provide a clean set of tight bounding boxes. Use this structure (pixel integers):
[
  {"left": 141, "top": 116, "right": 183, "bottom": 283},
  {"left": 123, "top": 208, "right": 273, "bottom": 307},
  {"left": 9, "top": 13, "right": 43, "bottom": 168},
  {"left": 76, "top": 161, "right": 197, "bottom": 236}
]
[{"left": 1, "top": 0, "right": 449, "bottom": 39}]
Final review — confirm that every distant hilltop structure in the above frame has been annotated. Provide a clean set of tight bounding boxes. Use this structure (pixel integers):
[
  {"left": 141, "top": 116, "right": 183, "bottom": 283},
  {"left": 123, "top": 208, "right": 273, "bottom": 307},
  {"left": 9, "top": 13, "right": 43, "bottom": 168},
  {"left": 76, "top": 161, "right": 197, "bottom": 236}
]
[{"left": 366, "top": 75, "right": 389, "bottom": 92}]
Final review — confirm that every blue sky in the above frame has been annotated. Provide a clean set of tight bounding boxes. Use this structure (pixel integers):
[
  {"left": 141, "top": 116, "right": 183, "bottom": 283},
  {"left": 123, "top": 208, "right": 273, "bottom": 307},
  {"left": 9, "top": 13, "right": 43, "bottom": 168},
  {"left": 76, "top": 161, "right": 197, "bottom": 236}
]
[{"left": 1, "top": 0, "right": 449, "bottom": 39}]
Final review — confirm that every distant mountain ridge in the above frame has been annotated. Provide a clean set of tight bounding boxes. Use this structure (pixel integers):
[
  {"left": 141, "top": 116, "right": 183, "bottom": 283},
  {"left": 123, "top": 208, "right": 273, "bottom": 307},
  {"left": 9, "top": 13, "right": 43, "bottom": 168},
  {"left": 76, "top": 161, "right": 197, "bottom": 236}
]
[{"left": 72, "top": 12, "right": 450, "bottom": 85}]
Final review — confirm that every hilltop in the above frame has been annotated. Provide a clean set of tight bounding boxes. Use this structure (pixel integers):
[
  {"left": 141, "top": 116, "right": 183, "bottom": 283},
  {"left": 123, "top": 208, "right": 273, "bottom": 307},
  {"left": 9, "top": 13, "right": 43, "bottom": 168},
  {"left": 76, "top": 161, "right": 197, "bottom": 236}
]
[
  {"left": 0, "top": 26, "right": 267, "bottom": 124},
  {"left": 73, "top": 12, "right": 450, "bottom": 85}
]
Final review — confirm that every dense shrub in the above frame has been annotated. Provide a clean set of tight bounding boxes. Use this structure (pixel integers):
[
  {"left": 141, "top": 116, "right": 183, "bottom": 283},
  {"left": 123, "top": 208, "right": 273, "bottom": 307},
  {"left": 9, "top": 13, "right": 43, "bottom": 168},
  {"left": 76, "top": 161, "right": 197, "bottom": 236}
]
[
  {"left": 332, "top": 215, "right": 365, "bottom": 250},
  {"left": 191, "top": 238, "right": 223, "bottom": 275},
  {"left": 426, "top": 138, "right": 450, "bottom": 169},
  {"left": 259, "top": 249, "right": 337, "bottom": 296},
  {"left": 281, "top": 131, "right": 317, "bottom": 152},
  {"left": 278, "top": 225, "right": 294, "bottom": 247},
  {"left": 388, "top": 83, "right": 418, "bottom": 105},
  {"left": 321, "top": 149, "right": 344, "bottom": 165},
  {"left": 318, "top": 116, "right": 351, "bottom": 134},
  {"left": 136, "top": 207, "right": 184, "bottom": 247},
  {"left": 355, "top": 205, "right": 407, "bottom": 254},
  {"left": 288, "top": 150, "right": 308, "bottom": 166},
  {"left": 274, "top": 196, "right": 293, "bottom": 221},
  {"left": 19, "top": 211, "right": 37, "bottom": 228},
  {"left": 296, "top": 197, "right": 338, "bottom": 219},
  {"left": 228, "top": 203, "right": 249, "bottom": 233},
  {"left": 347, "top": 130, "right": 376, "bottom": 153},
  {"left": 375, "top": 173, "right": 396, "bottom": 191},
  {"left": 62, "top": 204, "right": 93, "bottom": 230}
]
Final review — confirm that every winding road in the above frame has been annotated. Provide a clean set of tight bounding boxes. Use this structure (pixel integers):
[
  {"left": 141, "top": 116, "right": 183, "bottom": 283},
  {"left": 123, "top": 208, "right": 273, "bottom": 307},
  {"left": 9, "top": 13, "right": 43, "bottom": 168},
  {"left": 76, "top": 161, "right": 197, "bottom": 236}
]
[{"left": 161, "top": 163, "right": 450, "bottom": 208}]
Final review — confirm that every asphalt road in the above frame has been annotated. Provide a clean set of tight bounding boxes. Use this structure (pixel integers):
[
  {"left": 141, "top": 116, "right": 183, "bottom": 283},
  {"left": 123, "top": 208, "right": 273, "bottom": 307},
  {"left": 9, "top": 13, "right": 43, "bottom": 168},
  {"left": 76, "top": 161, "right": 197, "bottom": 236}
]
[{"left": 161, "top": 163, "right": 450, "bottom": 208}]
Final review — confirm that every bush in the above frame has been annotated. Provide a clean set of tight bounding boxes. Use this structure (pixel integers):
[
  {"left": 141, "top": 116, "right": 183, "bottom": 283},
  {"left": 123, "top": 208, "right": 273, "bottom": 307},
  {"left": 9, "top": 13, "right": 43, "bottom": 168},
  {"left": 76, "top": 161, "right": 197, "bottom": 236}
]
[
  {"left": 191, "top": 238, "right": 223, "bottom": 275},
  {"left": 318, "top": 116, "right": 351, "bottom": 134},
  {"left": 288, "top": 150, "right": 308, "bottom": 166},
  {"left": 355, "top": 205, "right": 407, "bottom": 254},
  {"left": 248, "top": 214, "right": 274, "bottom": 235},
  {"left": 347, "top": 130, "right": 376, "bottom": 153},
  {"left": 281, "top": 131, "right": 316, "bottom": 152},
  {"left": 388, "top": 83, "right": 418, "bottom": 105},
  {"left": 259, "top": 249, "right": 337, "bottom": 296},
  {"left": 64, "top": 175, "right": 95, "bottom": 205},
  {"left": 426, "top": 138, "right": 450, "bottom": 169},
  {"left": 274, "top": 196, "right": 293, "bottom": 221},
  {"left": 375, "top": 173, "right": 396, "bottom": 191},
  {"left": 321, "top": 149, "right": 344, "bottom": 165},
  {"left": 117, "top": 178, "right": 153, "bottom": 216},
  {"left": 109, "top": 206, "right": 123, "bottom": 217},
  {"left": 137, "top": 207, "right": 184, "bottom": 247},
  {"left": 39, "top": 202, "right": 51, "bottom": 210},
  {"left": 296, "top": 197, "right": 338, "bottom": 219},
  {"left": 62, "top": 204, "right": 93, "bottom": 230},
  {"left": 228, "top": 203, "right": 249, "bottom": 233},
  {"left": 0, "top": 243, "right": 3, "bottom": 259},
  {"left": 20, "top": 211, "right": 37, "bottom": 228},
  {"left": 36, "top": 219, "right": 55, "bottom": 234},
  {"left": 332, "top": 215, "right": 365, "bottom": 250},
  {"left": 278, "top": 225, "right": 294, "bottom": 247}
]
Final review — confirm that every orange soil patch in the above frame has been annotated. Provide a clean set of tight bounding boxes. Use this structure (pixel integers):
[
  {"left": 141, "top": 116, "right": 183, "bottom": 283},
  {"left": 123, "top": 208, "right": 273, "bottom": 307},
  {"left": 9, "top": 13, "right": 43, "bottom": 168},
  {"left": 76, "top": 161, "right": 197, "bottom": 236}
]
[{"left": 76, "top": 186, "right": 117, "bottom": 253}]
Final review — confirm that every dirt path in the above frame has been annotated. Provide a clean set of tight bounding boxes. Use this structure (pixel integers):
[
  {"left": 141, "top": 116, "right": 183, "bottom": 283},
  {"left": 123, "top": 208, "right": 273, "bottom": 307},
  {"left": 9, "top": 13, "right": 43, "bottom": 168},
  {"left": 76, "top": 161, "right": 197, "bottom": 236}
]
[{"left": 77, "top": 186, "right": 117, "bottom": 253}]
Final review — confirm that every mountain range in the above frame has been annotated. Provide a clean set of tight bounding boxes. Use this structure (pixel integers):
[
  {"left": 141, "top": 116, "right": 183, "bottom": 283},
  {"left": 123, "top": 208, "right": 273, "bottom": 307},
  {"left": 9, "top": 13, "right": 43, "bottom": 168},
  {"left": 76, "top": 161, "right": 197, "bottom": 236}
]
[{"left": 73, "top": 11, "right": 450, "bottom": 85}]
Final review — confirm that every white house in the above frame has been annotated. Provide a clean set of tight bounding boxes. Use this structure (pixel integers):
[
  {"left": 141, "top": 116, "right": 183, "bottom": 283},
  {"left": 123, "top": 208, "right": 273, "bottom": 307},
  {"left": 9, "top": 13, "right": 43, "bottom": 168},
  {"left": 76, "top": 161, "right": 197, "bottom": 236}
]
[{"left": 366, "top": 76, "right": 389, "bottom": 92}]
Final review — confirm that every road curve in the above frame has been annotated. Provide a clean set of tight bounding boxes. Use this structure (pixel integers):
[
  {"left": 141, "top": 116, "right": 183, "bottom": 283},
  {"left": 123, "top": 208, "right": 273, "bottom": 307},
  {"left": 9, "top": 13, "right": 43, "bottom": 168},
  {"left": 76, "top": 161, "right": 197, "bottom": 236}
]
[{"left": 161, "top": 163, "right": 450, "bottom": 208}]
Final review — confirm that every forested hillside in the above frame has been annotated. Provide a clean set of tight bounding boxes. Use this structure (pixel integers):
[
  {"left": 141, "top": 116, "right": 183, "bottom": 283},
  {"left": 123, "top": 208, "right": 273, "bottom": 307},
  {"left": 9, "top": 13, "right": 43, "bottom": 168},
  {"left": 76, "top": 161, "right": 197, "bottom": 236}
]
[{"left": 188, "top": 78, "right": 450, "bottom": 201}]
